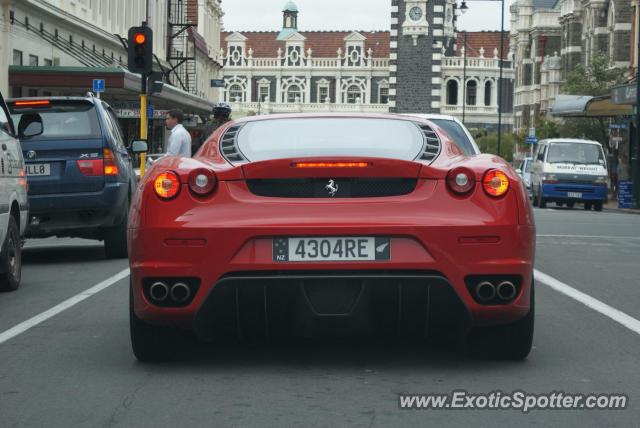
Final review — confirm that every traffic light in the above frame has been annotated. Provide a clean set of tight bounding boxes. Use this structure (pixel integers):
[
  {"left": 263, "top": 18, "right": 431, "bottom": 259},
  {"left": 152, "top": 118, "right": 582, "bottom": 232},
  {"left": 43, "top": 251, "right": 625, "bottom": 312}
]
[{"left": 127, "top": 26, "right": 153, "bottom": 75}]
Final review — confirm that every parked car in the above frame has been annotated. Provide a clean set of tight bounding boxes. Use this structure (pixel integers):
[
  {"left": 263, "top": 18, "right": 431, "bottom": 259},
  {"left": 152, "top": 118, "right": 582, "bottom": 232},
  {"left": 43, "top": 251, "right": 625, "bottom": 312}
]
[
  {"left": 516, "top": 156, "right": 533, "bottom": 198},
  {"left": 0, "top": 91, "right": 42, "bottom": 290},
  {"left": 8, "top": 96, "right": 137, "bottom": 258},
  {"left": 128, "top": 113, "right": 534, "bottom": 362},
  {"left": 401, "top": 113, "right": 480, "bottom": 156},
  {"left": 530, "top": 139, "right": 608, "bottom": 211}
]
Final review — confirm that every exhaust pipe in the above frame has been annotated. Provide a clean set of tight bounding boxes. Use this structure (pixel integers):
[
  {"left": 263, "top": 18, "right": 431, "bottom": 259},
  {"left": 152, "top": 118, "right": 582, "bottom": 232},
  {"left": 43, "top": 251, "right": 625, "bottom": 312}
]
[
  {"left": 170, "top": 282, "right": 191, "bottom": 304},
  {"left": 149, "top": 282, "right": 169, "bottom": 302},
  {"left": 475, "top": 281, "right": 496, "bottom": 302},
  {"left": 497, "top": 281, "right": 517, "bottom": 301}
]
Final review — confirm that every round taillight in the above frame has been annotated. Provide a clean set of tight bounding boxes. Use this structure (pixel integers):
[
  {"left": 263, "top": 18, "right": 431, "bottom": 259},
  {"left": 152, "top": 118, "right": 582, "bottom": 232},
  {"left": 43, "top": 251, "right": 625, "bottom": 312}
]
[
  {"left": 188, "top": 168, "right": 217, "bottom": 196},
  {"left": 446, "top": 167, "right": 476, "bottom": 195},
  {"left": 153, "top": 172, "right": 181, "bottom": 199},
  {"left": 483, "top": 169, "right": 510, "bottom": 197}
]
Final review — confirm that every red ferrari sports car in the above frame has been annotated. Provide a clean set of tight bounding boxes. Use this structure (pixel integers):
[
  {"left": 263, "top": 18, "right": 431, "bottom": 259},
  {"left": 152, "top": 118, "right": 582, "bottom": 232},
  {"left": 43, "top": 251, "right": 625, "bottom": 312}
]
[{"left": 128, "top": 113, "right": 535, "bottom": 361}]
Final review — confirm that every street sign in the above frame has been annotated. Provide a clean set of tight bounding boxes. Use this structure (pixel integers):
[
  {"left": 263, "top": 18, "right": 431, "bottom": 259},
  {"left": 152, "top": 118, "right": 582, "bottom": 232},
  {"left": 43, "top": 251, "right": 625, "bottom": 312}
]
[
  {"left": 92, "top": 79, "right": 105, "bottom": 93},
  {"left": 211, "top": 79, "right": 225, "bottom": 88},
  {"left": 528, "top": 127, "right": 536, "bottom": 138},
  {"left": 608, "top": 123, "right": 628, "bottom": 129},
  {"left": 525, "top": 136, "right": 538, "bottom": 145}
]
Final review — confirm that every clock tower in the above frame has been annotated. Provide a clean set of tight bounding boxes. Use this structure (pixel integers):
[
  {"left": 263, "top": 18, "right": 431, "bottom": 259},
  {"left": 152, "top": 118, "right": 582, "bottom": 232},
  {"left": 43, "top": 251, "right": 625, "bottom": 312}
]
[{"left": 390, "top": 0, "right": 457, "bottom": 113}]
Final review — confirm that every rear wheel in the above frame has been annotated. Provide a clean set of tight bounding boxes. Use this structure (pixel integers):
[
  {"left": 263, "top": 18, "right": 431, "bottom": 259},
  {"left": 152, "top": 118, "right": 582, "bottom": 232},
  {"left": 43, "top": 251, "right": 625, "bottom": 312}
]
[
  {"left": 130, "top": 281, "right": 187, "bottom": 362},
  {"left": 104, "top": 198, "right": 129, "bottom": 259},
  {"left": 466, "top": 280, "right": 535, "bottom": 360},
  {"left": 566, "top": 201, "right": 575, "bottom": 209},
  {"left": 584, "top": 202, "right": 593, "bottom": 211},
  {"left": 594, "top": 201, "right": 603, "bottom": 212},
  {"left": 0, "top": 216, "right": 21, "bottom": 292}
]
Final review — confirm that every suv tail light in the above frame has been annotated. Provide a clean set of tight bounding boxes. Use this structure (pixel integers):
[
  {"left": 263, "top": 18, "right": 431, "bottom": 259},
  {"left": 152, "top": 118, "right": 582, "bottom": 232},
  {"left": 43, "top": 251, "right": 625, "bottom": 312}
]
[
  {"left": 103, "top": 148, "right": 119, "bottom": 176},
  {"left": 76, "top": 159, "right": 103, "bottom": 176},
  {"left": 188, "top": 168, "right": 217, "bottom": 196},
  {"left": 154, "top": 171, "right": 181, "bottom": 199},
  {"left": 483, "top": 169, "right": 510, "bottom": 197},
  {"left": 446, "top": 167, "right": 476, "bottom": 196}
]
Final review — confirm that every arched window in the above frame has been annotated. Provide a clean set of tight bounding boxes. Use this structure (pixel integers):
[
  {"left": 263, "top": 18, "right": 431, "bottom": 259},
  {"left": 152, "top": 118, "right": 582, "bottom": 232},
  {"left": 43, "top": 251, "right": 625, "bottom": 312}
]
[
  {"left": 346, "top": 85, "right": 362, "bottom": 104},
  {"left": 229, "top": 84, "right": 243, "bottom": 102},
  {"left": 484, "top": 81, "right": 492, "bottom": 106},
  {"left": 287, "top": 85, "right": 301, "bottom": 103},
  {"left": 466, "top": 80, "right": 477, "bottom": 106},
  {"left": 446, "top": 80, "right": 458, "bottom": 105}
]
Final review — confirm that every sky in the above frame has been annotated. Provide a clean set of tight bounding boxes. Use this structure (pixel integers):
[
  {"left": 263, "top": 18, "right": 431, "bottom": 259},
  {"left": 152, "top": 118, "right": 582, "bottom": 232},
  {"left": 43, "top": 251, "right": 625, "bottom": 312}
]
[{"left": 222, "top": 0, "right": 517, "bottom": 32}]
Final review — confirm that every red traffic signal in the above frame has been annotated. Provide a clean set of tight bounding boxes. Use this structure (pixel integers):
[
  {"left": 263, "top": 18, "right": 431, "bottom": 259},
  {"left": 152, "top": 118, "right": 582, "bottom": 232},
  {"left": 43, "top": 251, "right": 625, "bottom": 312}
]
[{"left": 127, "top": 26, "right": 153, "bottom": 75}]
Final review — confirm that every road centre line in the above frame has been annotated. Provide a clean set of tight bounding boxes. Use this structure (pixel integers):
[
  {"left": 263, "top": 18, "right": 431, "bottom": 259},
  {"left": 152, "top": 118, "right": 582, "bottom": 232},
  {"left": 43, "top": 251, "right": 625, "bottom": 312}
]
[
  {"left": 0, "top": 269, "right": 130, "bottom": 345},
  {"left": 534, "top": 269, "right": 640, "bottom": 336}
]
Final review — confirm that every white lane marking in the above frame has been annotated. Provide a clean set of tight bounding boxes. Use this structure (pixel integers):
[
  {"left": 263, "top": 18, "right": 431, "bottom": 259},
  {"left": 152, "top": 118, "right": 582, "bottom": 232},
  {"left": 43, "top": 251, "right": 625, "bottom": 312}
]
[
  {"left": 537, "top": 234, "right": 640, "bottom": 240},
  {"left": 0, "top": 269, "right": 130, "bottom": 345},
  {"left": 535, "top": 269, "right": 640, "bottom": 336}
]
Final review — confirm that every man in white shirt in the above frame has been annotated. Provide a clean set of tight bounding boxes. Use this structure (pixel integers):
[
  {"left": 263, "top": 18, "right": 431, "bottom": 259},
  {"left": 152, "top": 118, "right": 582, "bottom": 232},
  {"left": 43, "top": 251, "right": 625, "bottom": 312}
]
[{"left": 163, "top": 109, "right": 191, "bottom": 157}]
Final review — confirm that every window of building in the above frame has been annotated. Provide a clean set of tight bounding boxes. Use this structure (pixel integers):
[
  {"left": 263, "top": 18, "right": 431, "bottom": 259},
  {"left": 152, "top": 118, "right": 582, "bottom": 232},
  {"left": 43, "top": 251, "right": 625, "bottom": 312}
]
[
  {"left": 287, "top": 85, "right": 302, "bottom": 103},
  {"left": 259, "top": 85, "right": 270, "bottom": 102},
  {"left": 466, "top": 80, "right": 477, "bottom": 106},
  {"left": 13, "top": 50, "right": 23, "bottom": 66},
  {"left": 484, "top": 81, "right": 492, "bottom": 106},
  {"left": 29, "top": 55, "right": 38, "bottom": 66},
  {"left": 446, "top": 80, "right": 458, "bottom": 105},
  {"left": 44, "top": 58, "right": 53, "bottom": 66},
  {"left": 229, "top": 84, "right": 244, "bottom": 102},
  {"left": 317, "top": 85, "right": 330, "bottom": 103},
  {"left": 346, "top": 85, "right": 362, "bottom": 104},
  {"left": 379, "top": 87, "right": 389, "bottom": 104}
]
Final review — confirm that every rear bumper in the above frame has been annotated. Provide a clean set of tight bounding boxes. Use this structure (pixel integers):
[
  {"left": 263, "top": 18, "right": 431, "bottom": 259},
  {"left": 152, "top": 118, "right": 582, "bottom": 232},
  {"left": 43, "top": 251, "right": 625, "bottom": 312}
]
[
  {"left": 26, "top": 182, "right": 128, "bottom": 236},
  {"left": 542, "top": 183, "right": 607, "bottom": 201}
]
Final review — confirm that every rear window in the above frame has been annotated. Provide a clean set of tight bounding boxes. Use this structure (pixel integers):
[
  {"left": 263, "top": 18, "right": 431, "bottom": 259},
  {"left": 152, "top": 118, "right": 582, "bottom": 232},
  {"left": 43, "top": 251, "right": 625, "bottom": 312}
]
[
  {"left": 428, "top": 118, "right": 475, "bottom": 155},
  {"left": 236, "top": 118, "right": 425, "bottom": 162},
  {"left": 10, "top": 100, "right": 101, "bottom": 139}
]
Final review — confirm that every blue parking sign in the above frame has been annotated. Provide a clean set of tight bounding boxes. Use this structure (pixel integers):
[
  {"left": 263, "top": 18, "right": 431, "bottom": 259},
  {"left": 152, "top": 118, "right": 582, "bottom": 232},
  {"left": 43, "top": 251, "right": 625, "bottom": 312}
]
[{"left": 92, "top": 79, "right": 105, "bottom": 93}]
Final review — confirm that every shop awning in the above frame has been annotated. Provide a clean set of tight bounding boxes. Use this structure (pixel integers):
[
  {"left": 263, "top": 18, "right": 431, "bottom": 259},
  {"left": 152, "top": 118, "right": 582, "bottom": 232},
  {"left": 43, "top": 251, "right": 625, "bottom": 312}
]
[
  {"left": 551, "top": 94, "right": 633, "bottom": 117},
  {"left": 9, "top": 66, "right": 214, "bottom": 115}
]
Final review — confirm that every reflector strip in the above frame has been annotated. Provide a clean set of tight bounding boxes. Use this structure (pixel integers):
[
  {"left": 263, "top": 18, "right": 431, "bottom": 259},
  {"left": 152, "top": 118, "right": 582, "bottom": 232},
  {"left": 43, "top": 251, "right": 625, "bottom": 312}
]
[{"left": 292, "top": 162, "right": 371, "bottom": 168}]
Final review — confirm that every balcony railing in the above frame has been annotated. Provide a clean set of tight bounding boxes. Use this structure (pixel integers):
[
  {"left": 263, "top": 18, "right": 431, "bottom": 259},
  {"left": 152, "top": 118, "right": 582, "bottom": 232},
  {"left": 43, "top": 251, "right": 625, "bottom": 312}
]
[
  {"left": 442, "top": 57, "right": 514, "bottom": 69},
  {"left": 224, "top": 57, "right": 390, "bottom": 70}
]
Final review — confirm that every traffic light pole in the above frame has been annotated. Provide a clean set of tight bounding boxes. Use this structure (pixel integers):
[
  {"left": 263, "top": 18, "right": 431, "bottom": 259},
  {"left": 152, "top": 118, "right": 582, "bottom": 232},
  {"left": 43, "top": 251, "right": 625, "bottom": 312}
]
[{"left": 139, "top": 74, "right": 148, "bottom": 177}]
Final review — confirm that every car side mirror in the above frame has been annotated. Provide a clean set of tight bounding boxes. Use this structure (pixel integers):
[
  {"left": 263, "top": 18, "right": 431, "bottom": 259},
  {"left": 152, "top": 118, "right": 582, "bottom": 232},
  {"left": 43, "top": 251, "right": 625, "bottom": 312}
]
[
  {"left": 18, "top": 113, "right": 44, "bottom": 139},
  {"left": 131, "top": 140, "right": 148, "bottom": 154}
]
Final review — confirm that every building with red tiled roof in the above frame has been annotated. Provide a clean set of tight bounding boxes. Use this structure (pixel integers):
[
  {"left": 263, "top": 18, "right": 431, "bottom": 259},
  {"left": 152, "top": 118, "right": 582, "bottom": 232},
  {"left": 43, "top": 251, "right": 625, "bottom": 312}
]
[{"left": 221, "top": 0, "right": 514, "bottom": 129}]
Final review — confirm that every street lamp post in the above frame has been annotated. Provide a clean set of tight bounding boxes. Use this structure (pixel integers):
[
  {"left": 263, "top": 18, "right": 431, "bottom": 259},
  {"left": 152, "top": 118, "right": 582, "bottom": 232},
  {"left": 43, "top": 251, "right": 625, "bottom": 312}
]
[
  {"left": 459, "top": 0, "right": 505, "bottom": 157},
  {"left": 462, "top": 31, "right": 467, "bottom": 124}
]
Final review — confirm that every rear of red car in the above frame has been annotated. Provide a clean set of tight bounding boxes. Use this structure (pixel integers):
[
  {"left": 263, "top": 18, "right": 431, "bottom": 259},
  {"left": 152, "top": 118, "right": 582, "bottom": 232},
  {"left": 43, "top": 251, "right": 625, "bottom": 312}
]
[{"left": 128, "top": 114, "right": 535, "bottom": 361}]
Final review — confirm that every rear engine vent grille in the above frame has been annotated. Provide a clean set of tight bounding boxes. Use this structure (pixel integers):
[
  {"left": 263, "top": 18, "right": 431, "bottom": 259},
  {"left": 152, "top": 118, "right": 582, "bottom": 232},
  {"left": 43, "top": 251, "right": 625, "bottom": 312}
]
[
  {"left": 246, "top": 178, "right": 418, "bottom": 198},
  {"left": 418, "top": 125, "right": 441, "bottom": 163},
  {"left": 220, "top": 125, "right": 246, "bottom": 163}
]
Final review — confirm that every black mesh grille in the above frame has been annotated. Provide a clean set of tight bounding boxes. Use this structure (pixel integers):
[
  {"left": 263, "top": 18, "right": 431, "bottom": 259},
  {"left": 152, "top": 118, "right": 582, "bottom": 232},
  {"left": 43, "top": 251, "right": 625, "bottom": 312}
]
[
  {"left": 246, "top": 178, "right": 418, "bottom": 198},
  {"left": 418, "top": 125, "right": 441, "bottom": 163},
  {"left": 220, "top": 125, "right": 246, "bottom": 163}
]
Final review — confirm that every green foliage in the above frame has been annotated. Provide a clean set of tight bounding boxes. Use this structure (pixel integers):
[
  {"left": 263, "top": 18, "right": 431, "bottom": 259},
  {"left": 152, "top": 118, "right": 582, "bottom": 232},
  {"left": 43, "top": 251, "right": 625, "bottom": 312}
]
[
  {"left": 475, "top": 132, "right": 516, "bottom": 161},
  {"left": 563, "top": 53, "right": 626, "bottom": 96}
]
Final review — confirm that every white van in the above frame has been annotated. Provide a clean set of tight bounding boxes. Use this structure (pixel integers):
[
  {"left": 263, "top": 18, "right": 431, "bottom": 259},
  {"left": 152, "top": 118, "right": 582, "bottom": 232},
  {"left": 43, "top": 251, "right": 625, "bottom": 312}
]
[{"left": 530, "top": 139, "right": 608, "bottom": 211}]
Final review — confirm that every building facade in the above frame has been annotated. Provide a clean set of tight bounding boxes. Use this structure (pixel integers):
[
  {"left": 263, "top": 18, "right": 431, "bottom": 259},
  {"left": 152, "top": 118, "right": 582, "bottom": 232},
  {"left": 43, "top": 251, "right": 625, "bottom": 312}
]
[{"left": 222, "top": 0, "right": 513, "bottom": 129}]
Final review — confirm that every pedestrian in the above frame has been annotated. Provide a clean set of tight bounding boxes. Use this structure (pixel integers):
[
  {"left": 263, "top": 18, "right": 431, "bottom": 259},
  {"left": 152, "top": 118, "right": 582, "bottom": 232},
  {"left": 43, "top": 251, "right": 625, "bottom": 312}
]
[
  {"left": 163, "top": 109, "right": 191, "bottom": 158},
  {"left": 195, "top": 102, "right": 232, "bottom": 153}
]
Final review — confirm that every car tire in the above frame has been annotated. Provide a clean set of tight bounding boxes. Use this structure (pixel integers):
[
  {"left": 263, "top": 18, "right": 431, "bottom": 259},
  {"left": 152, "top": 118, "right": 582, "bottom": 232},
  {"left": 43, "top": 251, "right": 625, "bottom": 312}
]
[
  {"left": 130, "top": 281, "right": 186, "bottom": 362},
  {"left": 594, "top": 201, "right": 603, "bottom": 212},
  {"left": 567, "top": 202, "right": 575, "bottom": 209},
  {"left": 584, "top": 202, "right": 592, "bottom": 211},
  {"left": 104, "top": 199, "right": 129, "bottom": 259},
  {"left": 0, "top": 216, "right": 21, "bottom": 292},
  {"left": 466, "top": 279, "right": 535, "bottom": 360}
]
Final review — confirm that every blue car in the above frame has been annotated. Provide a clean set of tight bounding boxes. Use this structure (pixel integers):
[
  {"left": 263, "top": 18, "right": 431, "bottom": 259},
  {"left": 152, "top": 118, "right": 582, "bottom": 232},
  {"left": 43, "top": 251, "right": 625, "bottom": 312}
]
[{"left": 8, "top": 96, "right": 137, "bottom": 258}]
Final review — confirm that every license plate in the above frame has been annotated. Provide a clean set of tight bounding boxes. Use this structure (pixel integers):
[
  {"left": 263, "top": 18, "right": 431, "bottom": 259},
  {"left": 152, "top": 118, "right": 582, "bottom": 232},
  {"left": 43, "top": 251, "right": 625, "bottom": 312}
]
[
  {"left": 26, "top": 163, "right": 51, "bottom": 176},
  {"left": 273, "top": 237, "right": 391, "bottom": 262},
  {"left": 567, "top": 192, "right": 582, "bottom": 198}
]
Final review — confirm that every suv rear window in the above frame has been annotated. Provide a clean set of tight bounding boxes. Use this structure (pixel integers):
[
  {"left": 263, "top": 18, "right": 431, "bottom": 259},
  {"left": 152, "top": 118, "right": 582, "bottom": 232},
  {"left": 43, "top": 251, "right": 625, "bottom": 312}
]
[
  {"left": 236, "top": 118, "right": 425, "bottom": 162},
  {"left": 10, "top": 100, "right": 101, "bottom": 139}
]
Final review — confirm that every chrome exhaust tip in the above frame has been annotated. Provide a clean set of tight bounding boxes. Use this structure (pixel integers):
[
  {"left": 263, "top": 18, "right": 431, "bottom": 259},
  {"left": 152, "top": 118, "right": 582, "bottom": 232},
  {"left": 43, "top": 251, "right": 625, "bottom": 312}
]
[
  {"left": 170, "top": 282, "right": 191, "bottom": 304},
  {"left": 496, "top": 281, "right": 517, "bottom": 301},
  {"left": 475, "top": 281, "right": 496, "bottom": 302},
  {"left": 149, "top": 282, "right": 169, "bottom": 302}
]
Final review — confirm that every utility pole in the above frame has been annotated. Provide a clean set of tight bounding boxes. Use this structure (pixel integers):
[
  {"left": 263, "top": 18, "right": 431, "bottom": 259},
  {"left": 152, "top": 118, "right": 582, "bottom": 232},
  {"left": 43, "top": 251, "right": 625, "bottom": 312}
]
[
  {"left": 462, "top": 31, "right": 467, "bottom": 125},
  {"left": 497, "top": 0, "right": 504, "bottom": 157}
]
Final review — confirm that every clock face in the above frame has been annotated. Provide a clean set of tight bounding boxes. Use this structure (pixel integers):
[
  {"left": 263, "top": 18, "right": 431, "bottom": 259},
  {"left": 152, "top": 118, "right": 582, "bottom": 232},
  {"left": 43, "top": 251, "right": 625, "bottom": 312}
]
[{"left": 409, "top": 6, "right": 423, "bottom": 22}]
